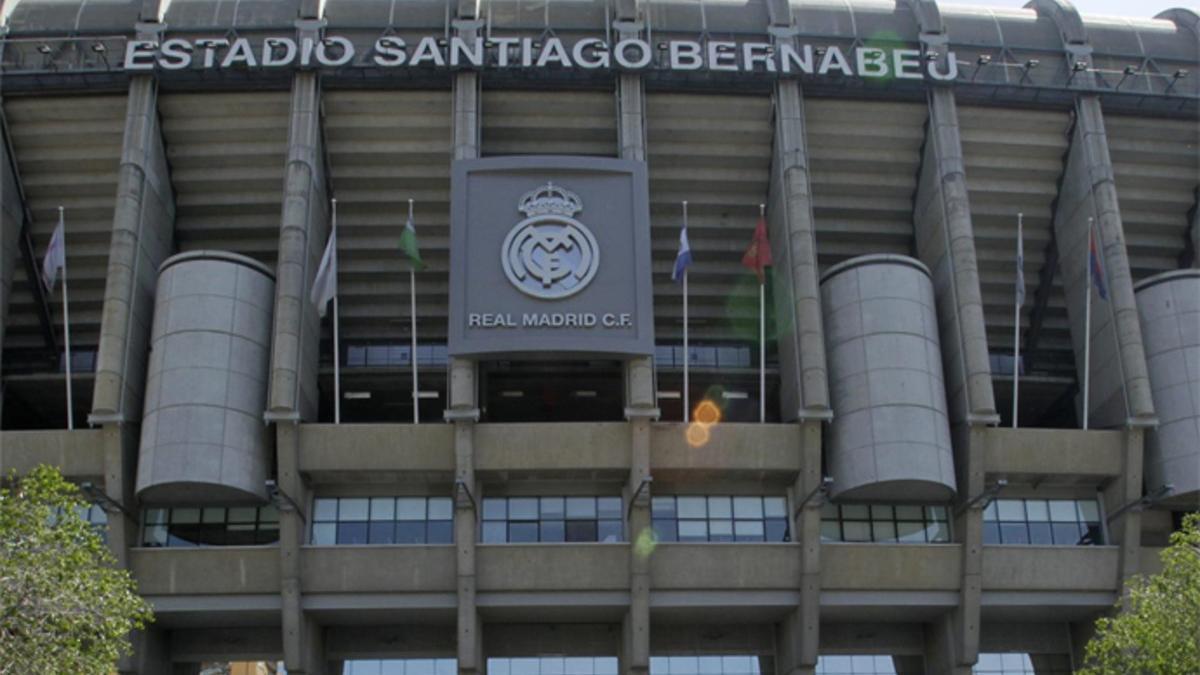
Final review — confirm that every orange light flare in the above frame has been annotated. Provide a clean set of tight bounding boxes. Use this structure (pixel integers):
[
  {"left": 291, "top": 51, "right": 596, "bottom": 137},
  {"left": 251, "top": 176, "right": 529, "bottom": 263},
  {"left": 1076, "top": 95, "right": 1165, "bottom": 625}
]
[
  {"left": 693, "top": 400, "right": 722, "bottom": 426},
  {"left": 685, "top": 422, "right": 710, "bottom": 448}
]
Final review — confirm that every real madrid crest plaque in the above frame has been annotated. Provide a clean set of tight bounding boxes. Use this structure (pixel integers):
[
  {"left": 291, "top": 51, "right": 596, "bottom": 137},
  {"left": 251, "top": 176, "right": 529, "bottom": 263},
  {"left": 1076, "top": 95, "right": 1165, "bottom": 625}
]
[{"left": 448, "top": 156, "right": 654, "bottom": 357}]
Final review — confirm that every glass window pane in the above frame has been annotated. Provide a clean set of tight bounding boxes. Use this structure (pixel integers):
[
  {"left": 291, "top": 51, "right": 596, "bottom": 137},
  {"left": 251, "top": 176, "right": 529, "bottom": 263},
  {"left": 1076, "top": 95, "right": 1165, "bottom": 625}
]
[
  {"left": 381, "top": 661, "right": 404, "bottom": 675},
  {"left": 982, "top": 501, "right": 998, "bottom": 522},
  {"left": 173, "top": 507, "right": 201, "bottom": 524},
  {"left": 821, "top": 521, "right": 842, "bottom": 542},
  {"left": 735, "top": 520, "right": 765, "bottom": 541},
  {"left": 764, "top": 496, "right": 787, "bottom": 518},
  {"left": 511, "top": 658, "right": 539, "bottom": 675},
  {"left": 677, "top": 496, "right": 707, "bottom": 519},
  {"left": 597, "top": 497, "right": 622, "bottom": 520},
  {"left": 841, "top": 504, "right": 869, "bottom": 520},
  {"left": 540, "top": 497, "right": 565, "bottom": 519},
  {"left": 651, "top": 496, "right": 676, "bottom": 518},
  {"left": 510, "top": 498, "right": 539, "bottom": 520},
  {"left": 144, "top": 508, "right": 168, "bottom": 525},
  {"left": 707, "top": 496, "right": 733, "bottom": 519},
  {"left": 709, "top": 519, "right": 734, "bottom": 542},
  {"left": 843, "top": 521, "right": 871, "bottom": 542},
  {"left": 201, "top": 507, "right": 226, "bottom": 524},
  {"left": 996, "top": 499, "right": 1025, "bottom": 521},
  {"left": 983, "top": 522, "right": 1001, "bottom": 545},
  {"left": 228, "top": 507, "right": 257, "bottom": 523},
  {"left": 598, "top": 520, "right": 622, "bottom": 543},
  {"left": 312, "top": 523, "right": 336, "bottom": 545},
  {"left": 723, "top": 656, "right": 753, "bottom": 673},
  {"left": 396, "top": 497, "right": 426, "bottom": 521},
  {"left": 482, "top": 522, "right": 507, "bottom": 543},
  {"left": 427, "top": 520, "right": 453, "bottom": 544},
  {"left": 1048, "top": 500, "right": 1077, "bottom": 522},
  {"left": 679, "top": 520, "right": 708, "bottom": 541},
  {"left": 1000, "top": 522, "right": 1029, "bottom": 544},
  {"left": 652, "top": 519, "right": 677, "bottom": 542},
  {"left": 143, "top": 524, "right": 168, "bottom": 547},
  {"left": 733, "top": 497, "right": 763, "bottom": 519},
  {"left": 1024, "top": 499, "right": 1049, "bottom": 522},
  {"left": 1077, "top": 500, "right": 1100, "bottom": 522},
  {"left": 895, "top": 505, "right": 923, "bottom": 521},
  {"left": 259, "top": 505, "right": 279, "bottom": 523},
  {"left": 509, "top": 522, "right": 538, "bottom": 543},
  {"left": 870, "top": 504, "right": 893, "bottom": 520},
  {"left": 1053, "top": 522, "right": 1084, "bottom": 545},
  {"left": 873, "top": 520, "right": 897, "bottom": 542},
  {"left": 766, "top": 518, "right": 789, "bottom": 542},
  {"left": 566, "top": 497, "right": 597, "bottom": 519},
  {"left": 595, "top": 657, "right": 618, "bottom": 675},
  {"left": 408, "top": 661, "right": 435, "bottom": 675},
  {"left": 337, "top": 522, "right": 369, "bottom": 545},
  {"left": 897, "top": 520, "right": 926, "bottom": 543},
  {"left": 396, "top": 522, "right": 425, "bottom": 544},
  {"left": 566, "top": 520, "right": 598, "bottom": 542},
  {"left": 340, "top": 499, "right": 369, "bottom": 521},
  {"left": 542, "top": 657, "right": 565, "bottom": 675},
  {"left": 369, "top": 522, "right": 395, "bottom": 544},
  {"left": 482, "top": 498, "right": 507, "bottom": 520},
  {"left": 541, "top": 520, "right": 565, "bottom": 542},
  {"left": 820, "top": 502, "right": 839, "bottom": 519},
  {"left": 428, "top": 498, "right": 453, "bottom": 521},
  {"left": 698, "top": 657, "right": 723, "bottom": 674},
  {"left": 669, "top": 656, "right": 699, "bottom": 674},
  {"left": 370, "top": 498, "right": 396, "bottom": 521},
  {"left": 313, "top": 499, "right": 337, "bottom": 522},
  {"left": 1028, "top": 522, "right": 1053, "bottom": 545}
]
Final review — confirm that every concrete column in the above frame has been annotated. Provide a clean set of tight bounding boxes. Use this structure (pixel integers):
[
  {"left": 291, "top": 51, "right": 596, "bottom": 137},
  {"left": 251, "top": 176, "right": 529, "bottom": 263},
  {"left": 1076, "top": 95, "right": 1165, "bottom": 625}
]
[
  {"left": 1187, "top": 189, "right": 1199, "bottom": 268},
  {"left": 118, "top": 627, "right": 172, "bottom": 675},
  {"left": 770, "top": 80, "right": 829, "bottom": 420},
  {"left": 90, "top": 71, "right": 176, "bottom": 426},
  {"left": 913, "top": 87, "right": 998, "bottom": 427},
  {"left": 266, "top": 65, "right": 326, "bottom": 423},
  {"left": 778, "top": 420, "right": 823, "bottom": 675},
  {"left": 0, "top": 104, "right": 23, "bottom": 421},
  {"left": 1102, "top": 427, "right": 1145, "bottom": 584},
  {"left": 1053, "top": 97, "right": 1156, "bottom": 429}
]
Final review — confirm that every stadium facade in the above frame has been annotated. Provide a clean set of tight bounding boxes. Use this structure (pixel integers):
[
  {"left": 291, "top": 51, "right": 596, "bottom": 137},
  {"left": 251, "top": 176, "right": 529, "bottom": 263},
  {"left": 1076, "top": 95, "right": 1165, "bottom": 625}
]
[{"left": 0, "top": 0, "right": 1197, "bottom": 673}]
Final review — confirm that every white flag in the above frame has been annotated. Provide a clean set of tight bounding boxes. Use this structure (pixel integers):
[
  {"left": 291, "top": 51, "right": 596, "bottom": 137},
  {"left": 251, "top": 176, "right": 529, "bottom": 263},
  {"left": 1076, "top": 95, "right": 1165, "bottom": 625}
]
[
  {"left": 41, "top": 219, "right": 65, "bottom": 291},
  {"left": 1015, "top": 219, "right": 1025, "bottom": 307},
  {"left": 310, "top": 227, "right": 337, "bottom": 318}
]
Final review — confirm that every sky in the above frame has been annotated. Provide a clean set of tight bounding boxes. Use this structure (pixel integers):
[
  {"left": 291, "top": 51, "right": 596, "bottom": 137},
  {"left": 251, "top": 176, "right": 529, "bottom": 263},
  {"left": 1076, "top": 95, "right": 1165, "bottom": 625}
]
[{"left": 942, "top": 0, "right": 1199, "bottom": 20}]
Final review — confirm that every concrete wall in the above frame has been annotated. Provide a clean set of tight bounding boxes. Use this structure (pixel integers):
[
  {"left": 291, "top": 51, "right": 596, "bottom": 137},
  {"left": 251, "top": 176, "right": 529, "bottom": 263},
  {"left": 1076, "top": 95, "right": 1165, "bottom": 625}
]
[
  {"left": 0, "top": 122, "right": 22, "bottom": 415},
  {"left": 477, "top": 544, "right": 630, "bottom": 591},
  {"left": 301, "top": 546, "right": 457, "bottom": 594},
  {"left": 299, "top": 423, "right": 455, "bottom": 475},
  {"left": 982, "top": 546, "right": 1119, "bottom": 591},
  {"left": 0, "top": 428, "right": 105, "bottom": 479},
  {"left": 822, "top": 544, "right": 962, "bottom": 591},
  {"left": 131, "top": 547, "right": 282, "bottom": 595},
  {"left": 982, "top": 427, "right": 1123, "bottom": 479},
  {"left": 650, "top": 544, "right": 800, "bottom": 591}
]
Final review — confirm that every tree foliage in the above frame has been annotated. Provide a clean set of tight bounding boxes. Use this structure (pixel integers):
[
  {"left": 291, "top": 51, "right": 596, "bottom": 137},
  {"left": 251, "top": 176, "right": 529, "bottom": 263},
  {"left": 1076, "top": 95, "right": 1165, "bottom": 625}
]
[
  {"left": 1078, "top": 512, "right": 1200, "bottom": 675},
  {"left": 0, "top": 465, "right": 153, "bottom": 674}
]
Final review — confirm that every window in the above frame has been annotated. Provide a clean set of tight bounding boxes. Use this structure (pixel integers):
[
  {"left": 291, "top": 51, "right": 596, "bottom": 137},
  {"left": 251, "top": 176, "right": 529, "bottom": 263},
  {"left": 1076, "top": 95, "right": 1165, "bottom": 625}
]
[
  {"left": 816, "top": 656, "right": 924, "bottom": 674},
  {"left": 312, "top": 497, "right": 453, "bottom": 545},
  {"left": 655, "top": 344, "right": 753, "bottom": 369},
  {"left": 141, "top": 506, "right": 279, "bottom": 547},
  {"left": 820, "top": 504, "right": 950, "bottom": 543},
  {"left": 973, "top": 653, "right": 1072, "bottom": 675},
  {"left": 983, "top": 499, "right": 1103, "bottom": 545},
  {"left": 344, "top": 659, "right": 456, "bottom": 675},
  {"left": 650, "top": 655, "right": 770, "bottom": 674},
  {"left": 481, "top": 497, "right": 622, "bottom": 543},
  {"left": 345, "top": 343, "right": 448, "bottom": 368},
  {"left": 488, "top": 657, "right": 618, "bottom": 675},
  {"left": 650, "top": 496, "right": 789, "bottom": 543}
]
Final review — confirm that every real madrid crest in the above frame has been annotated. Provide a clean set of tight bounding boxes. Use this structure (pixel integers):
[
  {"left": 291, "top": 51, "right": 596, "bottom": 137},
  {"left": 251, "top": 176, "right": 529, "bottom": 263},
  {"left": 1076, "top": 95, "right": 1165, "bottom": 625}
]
[{"left": 501, "top": 182, "right": 600, "bottom": 300}]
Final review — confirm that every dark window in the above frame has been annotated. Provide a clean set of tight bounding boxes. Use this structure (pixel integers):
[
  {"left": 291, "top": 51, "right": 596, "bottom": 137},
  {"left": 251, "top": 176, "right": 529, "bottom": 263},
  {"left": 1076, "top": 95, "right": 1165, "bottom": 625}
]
[
  {"left": 141, "top": 505, "right": 279, "bottom": 548},
  {"left": 311, "top": 496, "right": 453, "bottom": 546},
  {"left": 650, "top": 496, "right": 789, "bottom": 543},
  {"left": 480, "top": 496, "right": 623, "bottom": 543},
  {"left": 821, "top": 503, "right": 950, "bottom": 543},
  {"left": 983, "top": 499, "right": 1103, "bottom": 546}
]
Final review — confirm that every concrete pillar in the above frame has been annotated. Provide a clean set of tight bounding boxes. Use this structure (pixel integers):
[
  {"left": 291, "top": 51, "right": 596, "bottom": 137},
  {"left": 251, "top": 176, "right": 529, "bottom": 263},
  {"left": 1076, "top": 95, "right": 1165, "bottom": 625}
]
[
  {"left": 1102, "top": 427, "right": 1145, "bottom": 584},
  {"left": 778, "top": 420, "right": 822, "bottom": 675},
  {"left": 614, "top": 8, "right": 655, "bottom": 672},
  {"left": 1054, "top": 101, "right": 1156, "bottom": 430},
  {"left": 913, "top": 87, "right": 998, "bottom": 427},
  {"left": 118, "top": 627, "right": 173, "bottom": 675},
  {"left": 1189, "top": 190, "right": 1199, "bottom": 268},
  {"left": 0, "top": 104, "right": 23, "bottom": 421},
  {"left": 449, "top": 8, "right": 483, "bottom": 672}
]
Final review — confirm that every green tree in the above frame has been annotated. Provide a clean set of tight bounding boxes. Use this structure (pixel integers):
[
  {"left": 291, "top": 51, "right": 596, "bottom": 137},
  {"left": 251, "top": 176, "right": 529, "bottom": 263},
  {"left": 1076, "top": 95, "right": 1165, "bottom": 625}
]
[
  {"left": 0, "top": 465, "right": 153, "bottom": 674},
  {"left": 1078, "top": 512, "right": 1200, "bottom": 675}
]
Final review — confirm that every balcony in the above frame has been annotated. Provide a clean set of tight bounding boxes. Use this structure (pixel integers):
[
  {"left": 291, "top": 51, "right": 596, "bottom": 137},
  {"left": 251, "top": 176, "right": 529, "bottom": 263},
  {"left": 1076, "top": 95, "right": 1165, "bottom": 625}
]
[
  {"left": 298, "top": 424, "right": 454, "bottom": 479},
  {"left": 651, "top": 423, "right": 802, "bottom": 478},
  {"left": 650, "top": 543, "right": 800, "bottom": 591},
  {"left": 821, "top": 543, "right": 961, "bottom": 591},
  {"left": 130, "top": 546, "right": 281, "bottom": 595},
  {"left": 301, "top": 545, "right": 456, "bottom": 594},
  {"left": 477, "top": 543, "right": 630, "bottom": 592},
  {"left": 0, "top": 429, "right": 105, "bottom": 480},
  {"left": 476, "top": 423, "right": 630, "bottom": 477},
  {"left": 983, "top": 428, "right": 1124, "bottom": 484}
]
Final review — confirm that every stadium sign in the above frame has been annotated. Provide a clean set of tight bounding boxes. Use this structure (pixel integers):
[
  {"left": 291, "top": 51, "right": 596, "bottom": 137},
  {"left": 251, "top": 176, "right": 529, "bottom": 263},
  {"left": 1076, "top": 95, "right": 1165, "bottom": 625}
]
[
  {"left": 122, "top": 35, "right": 959, "bottom": 80},
  {"left": 448, "top": 157, "right": 654, "bottom": 358}
]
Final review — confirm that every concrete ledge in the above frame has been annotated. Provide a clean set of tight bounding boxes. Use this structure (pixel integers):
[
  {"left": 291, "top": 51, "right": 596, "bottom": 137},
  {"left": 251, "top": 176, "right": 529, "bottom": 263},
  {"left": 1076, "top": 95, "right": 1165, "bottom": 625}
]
[
  {"left": 0, "top": 429, "right": 106, "bottom": 481},
  {"left": 650, "top": 543, "right": 801, "bottom": 590},
  {"left": 298, "top": 424, "right": 454, "bottom": 475},
  {"left": 131, "top": 547, "right": 281, "bottom": 595},
  {"left": 983, "top": 546, "right": 1119, "bottom": 591},
  {"left": 301, "top": 545, "right": 456, "bottom": 593},
  {"left": 476, "top": 423, "right": 630, "bottom": 475},
  {"left": 651, "top": 423, "right": 802, "bottom": 475},
  {"left": 983, "top": 428, "right": 1123, "bottom": 482},
  {"left": 477, "top": 544, "right": 630, "bottom": 591},
  {"left": 822, "top": 544, "right": 961, "bottom": 590}
]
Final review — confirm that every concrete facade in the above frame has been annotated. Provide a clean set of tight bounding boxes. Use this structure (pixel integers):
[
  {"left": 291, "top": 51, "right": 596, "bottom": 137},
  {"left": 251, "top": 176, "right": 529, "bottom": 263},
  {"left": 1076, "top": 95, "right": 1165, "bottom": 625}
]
[{"left": 0, "top": 0, "right": 1197, "bottom": 673}]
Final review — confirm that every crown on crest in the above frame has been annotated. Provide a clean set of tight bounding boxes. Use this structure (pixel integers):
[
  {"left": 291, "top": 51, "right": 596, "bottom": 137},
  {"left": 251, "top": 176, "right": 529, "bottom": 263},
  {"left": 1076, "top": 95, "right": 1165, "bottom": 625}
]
[{"left": 519, "top": 182, "right": 583, "bottom": 217}]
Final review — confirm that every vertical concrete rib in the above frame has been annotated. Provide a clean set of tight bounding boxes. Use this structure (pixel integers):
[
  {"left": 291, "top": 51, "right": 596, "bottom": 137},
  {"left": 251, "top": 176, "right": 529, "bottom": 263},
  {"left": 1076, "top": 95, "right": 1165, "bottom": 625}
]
[
  {"left": 614, "top": 5, "right": 654, "bottom": 672},
  {"left": 450, "top": 7, "right": 483, "bottom": 673},
  {"left": 0, "top": 107, "right": 22, "bottom": 421}
]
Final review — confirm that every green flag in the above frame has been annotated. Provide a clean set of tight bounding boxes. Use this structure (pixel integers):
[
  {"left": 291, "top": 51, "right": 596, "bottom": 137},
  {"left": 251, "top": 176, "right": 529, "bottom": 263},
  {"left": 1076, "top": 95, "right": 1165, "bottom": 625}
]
[{"left": 400, "top": 214, "right": 424, "bottom": 270}]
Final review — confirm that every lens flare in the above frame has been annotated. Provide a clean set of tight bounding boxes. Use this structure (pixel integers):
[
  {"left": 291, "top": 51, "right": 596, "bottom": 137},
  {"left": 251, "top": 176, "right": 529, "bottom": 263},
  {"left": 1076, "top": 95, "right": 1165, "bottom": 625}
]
[
  {"left": 685, "top": 422, "right": 711, "bottom": 448},
  {"left": 693, "top": 400, "right": 722, "bottom": 425},
  {"left": 634, "top": 526, "right": 658, "bottom": 559}
]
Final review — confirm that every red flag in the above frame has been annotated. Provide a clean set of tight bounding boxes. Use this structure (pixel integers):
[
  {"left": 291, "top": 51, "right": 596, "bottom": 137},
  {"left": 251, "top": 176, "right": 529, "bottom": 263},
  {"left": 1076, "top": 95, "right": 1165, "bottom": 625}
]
[{"left": 741, "top": 213, "right": 773, "bottom": 284}]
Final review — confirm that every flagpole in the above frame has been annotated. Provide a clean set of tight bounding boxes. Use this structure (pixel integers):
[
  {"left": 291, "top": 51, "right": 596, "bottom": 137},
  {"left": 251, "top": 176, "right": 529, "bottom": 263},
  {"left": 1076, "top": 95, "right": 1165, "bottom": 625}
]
[
  {"left": 682, "top": 200, "right": 689, "bottom": 424},
  {"left": 1082, "top": 217, "right": 1093, "bottom": 431},
  {"left": 758, "top": 203, "right": 766, "bottom": 424},
  {"left": 409, "top": 199, "right": 419, "bottom": 425},
  {"left": 332, "top": 198, "right": 341, "bottom": 425},
  {"left": 59, "top": 206, "right": 73, "bottom": 430},
  {"left": 1013, "top": 213, "right": 1022, "bottom": 429}
]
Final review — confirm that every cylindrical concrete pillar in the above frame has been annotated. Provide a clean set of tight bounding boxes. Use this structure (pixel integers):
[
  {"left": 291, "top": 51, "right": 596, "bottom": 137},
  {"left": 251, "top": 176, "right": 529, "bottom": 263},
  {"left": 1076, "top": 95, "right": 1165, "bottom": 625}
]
[
  {"left": 137, "top": 251, "right": 276, "bottom": 504},
  {"left": 1134, "top": 269, "right": 1200, "bottom": 502},
  {"left": 821, "top": 254, "right": 957, "bottom": 501}
]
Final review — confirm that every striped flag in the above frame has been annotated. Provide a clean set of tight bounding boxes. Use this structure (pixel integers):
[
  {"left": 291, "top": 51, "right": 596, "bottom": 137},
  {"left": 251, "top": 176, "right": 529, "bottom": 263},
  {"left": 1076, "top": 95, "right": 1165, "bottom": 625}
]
[
  {"left": 400, "top": 211, "right": 424, "bottom": 270},
  {"left": 1089, "top": 227, "right": 1108, "bottom": 301},
  {"left": 671, "top": 221, "right": 692, "bottom": 282},
  {"left": 741, "top": 212, "right": 773, "bottom": 284}
]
